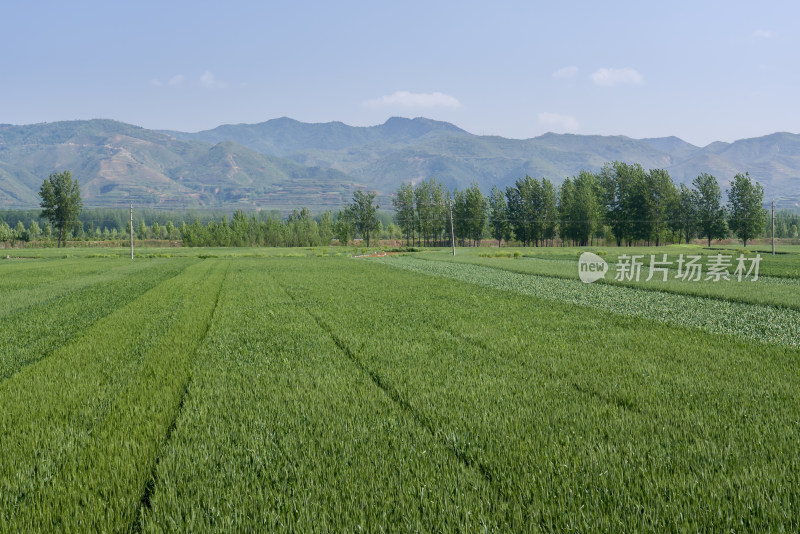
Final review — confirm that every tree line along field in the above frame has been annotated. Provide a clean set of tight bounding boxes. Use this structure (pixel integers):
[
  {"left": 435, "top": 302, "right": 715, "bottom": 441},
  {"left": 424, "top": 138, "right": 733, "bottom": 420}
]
[
  {"left": 3, "top": 163, "right": 800, "bottom": 251},
  {"left": 1, "top": 245, "right": 799, "bottom": 531}
]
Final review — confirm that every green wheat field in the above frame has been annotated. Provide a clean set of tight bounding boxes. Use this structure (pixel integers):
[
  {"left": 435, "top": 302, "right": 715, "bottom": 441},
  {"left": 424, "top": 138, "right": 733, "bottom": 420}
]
[{"left": 1, "top": 245, "right": 799, "bottom": 531}]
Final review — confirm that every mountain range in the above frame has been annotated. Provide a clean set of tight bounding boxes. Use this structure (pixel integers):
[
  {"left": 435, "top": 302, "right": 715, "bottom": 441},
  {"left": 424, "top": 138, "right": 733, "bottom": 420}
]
[{"left": 0, "top": 117, "right": 798, "bottom": 211}]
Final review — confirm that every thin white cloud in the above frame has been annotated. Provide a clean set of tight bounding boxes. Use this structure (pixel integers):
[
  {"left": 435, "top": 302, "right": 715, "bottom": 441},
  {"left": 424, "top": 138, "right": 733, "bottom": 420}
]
[
  {"left": 591, "top": 67, "right": 644, "bottom": 86},
  {"left": 151, "top": 75, "right": 185, "bottom": 88},
  {"left": 753, "top": 29, "right": 773, "bottom": 39},
  {"left": 200, "top": 71, "right": 229, "bottom": 89},
  {"left": 553, "top": 66, "right": 578, "bottom": 79},
  {"left": 363, "top": 91, "right": 461, "bottom": 109},
  {"left": 537, "top": 112, "right": 579, "bottom": 133}
]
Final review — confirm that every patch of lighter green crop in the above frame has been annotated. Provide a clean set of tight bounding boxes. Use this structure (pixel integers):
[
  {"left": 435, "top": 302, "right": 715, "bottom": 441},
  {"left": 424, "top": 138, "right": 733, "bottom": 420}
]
[{"left": 370, "top": 256, "right": 800, "bottom": 348}]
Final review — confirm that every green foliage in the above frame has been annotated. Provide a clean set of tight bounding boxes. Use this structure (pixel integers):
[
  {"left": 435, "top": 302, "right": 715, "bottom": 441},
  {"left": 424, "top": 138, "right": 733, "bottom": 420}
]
[
  {"left": 375, "top": 253, "right": 800, "bottom": 346},
  {"left": 38, "top": 170, "right": 83, "bottom": 247},
  {"left": 693, "top": 173, "right": 728, "bottom": 247},
  {"left": 412, "top": 178, "right": 449, "bottom": 246},
  {"left": 347, "top": 190, "right": 380, "bottom": 247},
  {"left": 488, "top": 185, "right": 511, "bottom": 246},
  {"left": 27, "top": 221, "right": 41, "bottom": 241},
  {"left": 452, "top": 182, "right": 486, "bottom": 246},
  {"left": 559, "top": 170, "right": 603, "bottom": 246},
  {"left": 137, "top": 220, "right": 148, "bottom": 240},
  {"left": 728, "top": 172, "right": 767, "bottom": 246},
  {"left": 392, "top": 182, "right": 415, "bottom": 245},
  {"left": 392, "top": 165, "right": 775, "bottom": 250},
  {"left": 333, "top": 209, "right": 353, "bottom": 246},
  {"left": 177, "top": 209, "right": 339, "bottom": 247},
  {"left": 672, "top": 183, "right": 699, "bottom": 244},
  {"left": 317, "top": 210, "right": 334, "bottom": 245},
  {"left": 505, "top": 175, "right": 558, "bottom": 246},
  {"left": 478, "top": 250, "right": 522, "bottom": 258},
  {"left": 0, "top": 221, "right": 11, "bottom": 244}
]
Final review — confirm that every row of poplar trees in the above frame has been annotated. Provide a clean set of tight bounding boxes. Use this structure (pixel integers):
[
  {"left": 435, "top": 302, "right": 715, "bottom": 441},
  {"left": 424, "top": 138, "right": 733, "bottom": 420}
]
[{"left": 393, "top": 162, "right": 768, "bottom": 247}]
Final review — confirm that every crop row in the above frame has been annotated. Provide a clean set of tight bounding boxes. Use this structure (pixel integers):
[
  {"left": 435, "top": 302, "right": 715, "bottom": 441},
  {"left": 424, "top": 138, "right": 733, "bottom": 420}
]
[
  {"left": 0, "top": 257, "right": 115, "bottom": 292},
  {"left": 0, "top": 258, "right": 194, "bottom": 382},
  {"left": 135, "top": 258, "right": 509, "bottom": 531},
  {"left": 0, "top": 258, "right": 166, "bottom": 318},
  {"left": 0, "top": 259, "right": 227, "bottom": 531},
  {"left": 372, "top": 255, "right": 800, "bottom": 347},
  {"left": 271, "top": 256, "right": 800, "bottom": 530}
]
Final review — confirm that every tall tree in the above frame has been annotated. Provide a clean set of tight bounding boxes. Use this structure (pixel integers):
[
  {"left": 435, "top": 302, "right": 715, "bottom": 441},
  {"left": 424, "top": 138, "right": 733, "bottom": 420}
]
[
  {"left": 670, "top": 184, "right": 699, "bottom": 244},
  {"left": 560, "top": 171, "right": 602, "bottom": 246},
  {"left": 727, "top": 172, "right": 766, "bottom": 247},
  {"left": 393, "top": 183, "right": 416, "bottom": 246},
  {"left": 348, "top": 190, "right": 380, "bottom": 247},
  {"left": 488, "top": 185, "right": 510, "bottom": 247},
  {"left": 28, "top": 221, "right": 42, "bottom": 241},
  {"left": 647, "top": 169, "right": 678, "bottom": 246},
  {"left": 412, "top": 178, "right": 448, "bottom": 246},
  {"left": 230, "top": 209, "right": 251, "bottom": 246},
  {"left": 506, "top": 176, "right": 537, "bottom": 246},
  {"left": 539, "top": 178, "right": 558, "bottom": 246},
  {"left": 461, "top": 183, "right": 487, "bottom": 246},
  {"left": 318, "top": 210, "right": 334, "bottom": 245},
  {"left": 618, "top": 163, "right": 651, "bottom": 245},
  {"left": 599, "top": 163, "right": 625, "bottom": 246},
  {"left": 693, "top": 173, "right": 728, "bottom": 247},
  {"left": 0, "top": 220, "right": 12, "bottom": 244},
  {"left": 334, "top": 209, "right": 353, "bottom": 246},
  {"left": 39, "top": 170, "right": 83, "bottom": 248},
  {"left": 505, "top": 184, "right": 525, "bottom": 245},
  {"left": 452, "top": 189, "right": 468, "bottom": 245}
]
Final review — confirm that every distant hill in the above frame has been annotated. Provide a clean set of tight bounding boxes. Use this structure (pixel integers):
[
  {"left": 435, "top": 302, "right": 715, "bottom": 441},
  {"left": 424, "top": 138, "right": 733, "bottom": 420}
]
[
  {"left": 0, "top": 120, "right": 368, "bottom": 211},
  {"left": 173, "top": 118, "right": 800, "bottom": 207},
  {"left": 1, "top": 117, "right": 798, "bottom": 211},
  {"left": 163, "top": 116, "right": 470, "bottom": 156}
]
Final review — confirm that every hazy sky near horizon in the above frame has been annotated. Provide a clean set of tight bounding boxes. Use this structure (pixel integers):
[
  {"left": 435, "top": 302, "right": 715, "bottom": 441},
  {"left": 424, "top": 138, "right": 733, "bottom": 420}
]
[{"left": 2, "top": 0, "right": 798, "bottom": 146}]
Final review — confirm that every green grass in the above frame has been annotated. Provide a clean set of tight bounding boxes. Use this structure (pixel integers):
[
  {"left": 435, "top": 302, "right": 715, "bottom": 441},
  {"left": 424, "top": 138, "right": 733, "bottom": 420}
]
[{"left": 0, "top": 250, "right": 799, "bottom": 530}]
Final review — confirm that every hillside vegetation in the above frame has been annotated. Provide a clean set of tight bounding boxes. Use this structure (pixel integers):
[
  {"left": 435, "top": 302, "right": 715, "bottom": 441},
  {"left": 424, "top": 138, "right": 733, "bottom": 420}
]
[{"left": 1, "top": 118, "right": 798, "bottom": 210}]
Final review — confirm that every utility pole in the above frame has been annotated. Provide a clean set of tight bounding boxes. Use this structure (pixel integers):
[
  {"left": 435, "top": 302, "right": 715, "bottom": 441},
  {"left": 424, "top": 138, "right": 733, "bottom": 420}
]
[
  {"left": 772, "top": 200, "right": 775, "bottom": 256},
  {"left": 130, "top": 202, "right": 134, "bottom": 260},
  {"left": 448, "top": 198, "right": 455, "bottom": 256}
]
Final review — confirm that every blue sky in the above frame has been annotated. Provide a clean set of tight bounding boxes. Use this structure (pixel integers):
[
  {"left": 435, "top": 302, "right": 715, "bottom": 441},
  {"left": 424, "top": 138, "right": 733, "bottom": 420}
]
[{"left": 2, "top": 0, "right": 797, "bottom": 146}]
